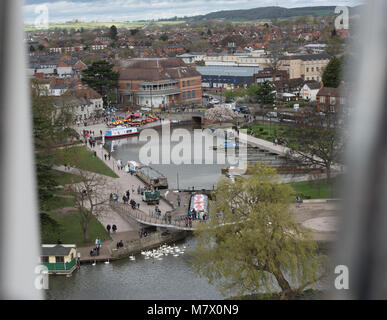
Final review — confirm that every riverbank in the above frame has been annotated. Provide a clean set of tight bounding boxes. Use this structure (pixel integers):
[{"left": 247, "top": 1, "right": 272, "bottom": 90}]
[{"left": 79, "top": 230, "right": 188, "bottom": 263}]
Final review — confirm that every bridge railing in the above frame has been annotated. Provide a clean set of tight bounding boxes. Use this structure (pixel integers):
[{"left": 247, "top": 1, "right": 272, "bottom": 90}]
[{"left": 110, "top": 201, "right": 207, "bottom": 230}]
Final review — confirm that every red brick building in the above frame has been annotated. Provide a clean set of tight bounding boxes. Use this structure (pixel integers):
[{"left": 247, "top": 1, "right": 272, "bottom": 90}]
[{"left": 117, "top": 58, "right": 202, "bottom": 108}]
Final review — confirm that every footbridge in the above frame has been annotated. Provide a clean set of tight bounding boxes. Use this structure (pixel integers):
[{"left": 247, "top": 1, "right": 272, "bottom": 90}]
[{"left": 110, "top": 202, "right": 205, "bottom": 231}]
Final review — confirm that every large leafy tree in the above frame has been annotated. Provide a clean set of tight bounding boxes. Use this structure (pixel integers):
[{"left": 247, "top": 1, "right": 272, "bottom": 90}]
[
  {"left": 279, "top": 110, "right": 345, "bottom": 183},
  {"left": 322, "top": 57, "right": 343, "bottom": 88},
  {"left": 31, "top": 81, "right": 76, "bottom": 207},
  {"left": 248, "top": 81, "right": 276, "bottom": 106},
  {"left": 109, "top": 25, "right": 118, "bottom": 40},
  {"left": 191, "top": 164, "right": 324, "bottom": 299},
  {"left": 81, "top": 60, "right": 119, "bottom": 105}
]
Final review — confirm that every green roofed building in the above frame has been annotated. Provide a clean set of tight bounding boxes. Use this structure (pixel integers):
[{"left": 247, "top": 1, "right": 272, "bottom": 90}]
[{"left": 40, "top": 244, "right": 78, "bottom": 275}]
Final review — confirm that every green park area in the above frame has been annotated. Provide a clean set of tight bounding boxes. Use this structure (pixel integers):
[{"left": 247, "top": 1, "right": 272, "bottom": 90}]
[
  {"left": 244, "top": 124, "right": 287, "bottom": 142},
  {"left": 289, "top": 177, "right": 341, "bottom": 200},
  {"left": 41, "top": 209, "right": 110, "bottom": 247},
  {"left": 53, "top": 146, "right": 119, "bottom": 178}
]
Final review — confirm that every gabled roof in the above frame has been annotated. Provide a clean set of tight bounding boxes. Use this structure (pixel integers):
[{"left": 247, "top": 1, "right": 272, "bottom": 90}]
[
  {"left": 303, "top": 80, "right": 321, "bottom": 90},
  {"left": 317, "top": 83, "right": 346, "bottom": 97},
  {"left": 41, "top": 244, "right": 75, "bottom": 256}
]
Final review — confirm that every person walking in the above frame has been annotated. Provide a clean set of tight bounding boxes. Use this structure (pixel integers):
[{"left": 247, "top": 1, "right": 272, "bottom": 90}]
[
  {"left": 104, "top": 154, "right": 107, "bottom": 161},
  {"left": 112, "top": 224, "right": 117, "bottom": 233},
  {"left": 177, "top": 195, "right": 181, "bottom": 207},
  {"left": 108, "top": 153, "right": 111, "bottom": 160},
  {"left": 107, "top": 224, "right": 111, "bottom": 234}
]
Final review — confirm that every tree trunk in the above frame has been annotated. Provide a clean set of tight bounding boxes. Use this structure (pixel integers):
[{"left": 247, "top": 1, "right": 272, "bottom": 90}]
[
  {"left": 272, "top": 269, "right": 295, "bottom": 300},
  {"left": 326, "top": 165, "right": 331, "bottom": 185},
  {"left": 83, "top": 219, "right": 90, "bottom": 243}
]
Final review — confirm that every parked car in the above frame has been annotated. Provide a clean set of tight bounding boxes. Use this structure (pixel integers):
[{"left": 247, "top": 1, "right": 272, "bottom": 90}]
[
  {"left": 266, "top": 111, "right": 278, "bottom": 118},
  {"left": 237, "top": 106, "right": 250, "bottom": 114},
  {"left": 140, "top": 106, "right": 152, "bottom": 112}
]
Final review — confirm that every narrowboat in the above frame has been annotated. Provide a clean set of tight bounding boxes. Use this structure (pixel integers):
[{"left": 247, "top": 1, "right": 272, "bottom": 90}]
[
  {"left": 188, "top": 193, "right": 209, "bottom": 218},
  {"left": 136, "top": 166, "right": 168, "bottom": 189},
  {"left": 105, "top": 126, "right": 139, "bottom": 139}
]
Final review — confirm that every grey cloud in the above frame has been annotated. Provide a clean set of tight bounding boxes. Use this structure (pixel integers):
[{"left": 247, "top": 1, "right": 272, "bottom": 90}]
[{"left": 23, "top": 0, "right": 365, "bottom": 23}]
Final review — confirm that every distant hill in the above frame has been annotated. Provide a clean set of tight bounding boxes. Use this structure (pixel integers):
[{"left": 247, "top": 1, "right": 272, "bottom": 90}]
[{"left": 189, "top": 6, "right": 360, "bottom": 21}]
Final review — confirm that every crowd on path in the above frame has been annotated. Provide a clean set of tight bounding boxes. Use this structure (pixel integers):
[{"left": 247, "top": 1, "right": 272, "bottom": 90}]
[{"left": 90, "top": 237, "right": 102, "bottom": 256}]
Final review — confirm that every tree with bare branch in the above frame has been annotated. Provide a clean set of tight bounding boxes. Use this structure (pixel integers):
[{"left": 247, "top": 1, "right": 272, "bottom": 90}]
[
  {"left": 279, "top": 110, "right": 345, "bottom": 184},
  {"left": 67, "top": 169, "right": 108, "bottom": 242}
]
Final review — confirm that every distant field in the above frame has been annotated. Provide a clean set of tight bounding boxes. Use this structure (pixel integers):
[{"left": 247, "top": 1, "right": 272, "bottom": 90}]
[{"left": 25, "top": 20, "right": 186, "bottom": 31}]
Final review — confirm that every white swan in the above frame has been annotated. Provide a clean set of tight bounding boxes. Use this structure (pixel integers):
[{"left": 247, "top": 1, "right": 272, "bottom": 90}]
[
  {"left": 92, "top": 260, "right": 96, "bottom": 266},
  {"left": 104, "top": 259, "right": 110, "bottom": 264}
]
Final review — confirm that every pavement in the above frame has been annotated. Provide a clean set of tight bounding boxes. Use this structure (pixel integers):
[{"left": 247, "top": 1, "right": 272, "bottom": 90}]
[{"left": 237, "top": 130, "right": 345, "bottom": 173}]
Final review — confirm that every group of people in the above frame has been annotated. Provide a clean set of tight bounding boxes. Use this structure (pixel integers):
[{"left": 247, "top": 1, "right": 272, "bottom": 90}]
[
  {"left": 90, "top": 237, "right": 102, "bottom": 256},
  {"left": 116, "top": 159, "right": 124, "bottom": 171},
  {"left": 106, "top": 224, "right": 117, "bottom": 234},
  {"left": 104, "top": 153, "right": 111, "bottom": 161},
  {"left": 116, "top": 240, "right": 124, "bottom": 249},
  {"left": 188, "top": 208, "right": 207, "bottom": 221},
  {"left": 88, "top": 139, "right": 97, "bottom": 148},
  {"left": 81, "top": 129, "right": 94, "bottom": 138}
]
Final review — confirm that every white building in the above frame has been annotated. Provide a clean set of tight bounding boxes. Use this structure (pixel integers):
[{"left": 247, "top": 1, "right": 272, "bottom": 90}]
[{"left": 300, "top": 81, "right": 321, "bottom": 101}]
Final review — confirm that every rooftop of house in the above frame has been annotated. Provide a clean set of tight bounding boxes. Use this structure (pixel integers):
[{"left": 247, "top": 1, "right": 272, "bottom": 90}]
[
  {"left": 317, "top": 82, "right": 346, "bottom": 97},
  {"left": 41, "top": 244, "right": 76, "bottom": 257},
  {"left": 117, "top": 58, "right": 201, "bottom": 81}
]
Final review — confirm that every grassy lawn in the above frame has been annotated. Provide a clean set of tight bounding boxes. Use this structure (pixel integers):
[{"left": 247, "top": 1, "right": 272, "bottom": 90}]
[
  {"left": 53, "top": 146, "right": 118, "bottom": 178},
  {"left": 45, "top": 195, "right": 77, "bottom": 211},
  {"left": 40, "top": 166, "right": 111, "bottom": 246},
  {"left": 289, "top": 177, "right": 341, "bottom": 200},
  {"left": 52, "top": 169, "right": 83, "bottom": 185},
  {"left": 243, "top": 124, "right": 287, "bottom": 142},
  {"left": 41, "top": 210, "right": 110, "bottom": 247}
]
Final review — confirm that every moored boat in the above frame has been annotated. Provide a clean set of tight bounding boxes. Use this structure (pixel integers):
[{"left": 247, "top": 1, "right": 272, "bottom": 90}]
[
  {"left": 136, "top": 166, "right": 168, "bottom": 189},
  {"left": 188, "top": 193, "right": 209, "bottom": 219},
  {"left": 105, "top": 126, "right": 139, "bottom": 139}
]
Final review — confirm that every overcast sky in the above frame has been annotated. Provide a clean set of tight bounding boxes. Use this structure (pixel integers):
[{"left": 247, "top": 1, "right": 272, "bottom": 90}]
[{"left": 23, "top": 0, "right": 364, "bottom": 24}]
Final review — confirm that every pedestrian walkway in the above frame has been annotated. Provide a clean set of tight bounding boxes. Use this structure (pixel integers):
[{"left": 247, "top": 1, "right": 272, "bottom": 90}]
[{"left": 237, "top": 130, "right": 344, "bottom": 172}]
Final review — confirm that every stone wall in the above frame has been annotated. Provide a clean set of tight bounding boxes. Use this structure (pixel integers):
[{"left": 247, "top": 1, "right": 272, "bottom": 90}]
[{"left": 111, "top": 231, "right": 188, "bottom": 260}]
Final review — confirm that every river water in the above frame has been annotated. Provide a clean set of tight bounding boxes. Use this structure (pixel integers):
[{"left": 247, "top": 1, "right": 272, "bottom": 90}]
[
  {"left": 45, "top": 237, "right": 226, "bottom": 300},
  {"left": 107, "top": 123, "right": 242, "bottom": 190}
]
